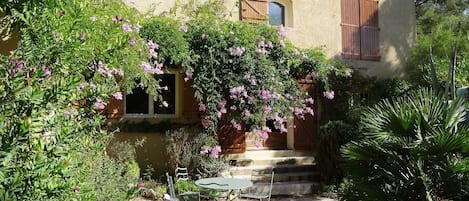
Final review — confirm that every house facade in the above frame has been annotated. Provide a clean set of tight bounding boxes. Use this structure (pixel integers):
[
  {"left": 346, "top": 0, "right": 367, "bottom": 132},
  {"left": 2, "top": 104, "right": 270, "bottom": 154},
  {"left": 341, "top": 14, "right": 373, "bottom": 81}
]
[
  {"left": 0, "top": 0, "right": 416, "bottom": 175},
  {"left": 105, "top": 0, "right": 416, "bottom": 174}
]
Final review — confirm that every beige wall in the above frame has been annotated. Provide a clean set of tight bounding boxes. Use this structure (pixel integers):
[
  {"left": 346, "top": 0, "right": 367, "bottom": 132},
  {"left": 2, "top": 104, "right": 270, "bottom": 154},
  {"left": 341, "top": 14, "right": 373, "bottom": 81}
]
[
  {"left": 110, "top": 132, "right": 170, "bottom": 178},
  {"left": 129, "top": 0, "right": 416, "bottom": 78},
  {"left": 0, "top": 12, "right": 20, "bottom": 56}
]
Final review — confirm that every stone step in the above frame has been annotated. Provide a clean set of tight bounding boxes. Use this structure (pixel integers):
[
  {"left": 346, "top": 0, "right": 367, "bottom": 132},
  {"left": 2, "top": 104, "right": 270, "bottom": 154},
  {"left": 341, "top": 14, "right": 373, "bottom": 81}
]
[
  {"left": 232, "top": 171, "right": 320, "bottom": 183},
  {"left": 228, "top": 156, "right": 315, "bottom": 167},
  {"left": 242, "top": 181, "right": 320, "bottom": 195},
  {"left": 229, "top": 164, "right": 316, "bottom": 175},
  {"left": 224, "top": 150, "right": 314, "bottom": 159}
]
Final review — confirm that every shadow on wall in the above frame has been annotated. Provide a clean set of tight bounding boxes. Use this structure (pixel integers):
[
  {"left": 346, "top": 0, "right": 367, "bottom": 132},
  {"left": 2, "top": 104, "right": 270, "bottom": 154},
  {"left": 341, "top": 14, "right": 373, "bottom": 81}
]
[
  {"left": 337, "top": 0, "right": 416, "bottom": 78},
  {"left": 0, "top": 13, "right": 20, "bottom": 56},
  {"left": 109, "top": 132, "right": 170, "bottom": 180}
]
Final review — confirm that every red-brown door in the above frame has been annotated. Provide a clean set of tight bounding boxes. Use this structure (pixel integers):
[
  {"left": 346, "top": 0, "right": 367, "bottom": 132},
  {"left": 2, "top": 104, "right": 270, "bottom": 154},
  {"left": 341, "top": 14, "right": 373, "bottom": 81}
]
[
  {"left": 294, "top": 80, "right": 318, "bottom": 151},
  {"left": 218, "top": 117, "right": 246, "bottom": 153}
]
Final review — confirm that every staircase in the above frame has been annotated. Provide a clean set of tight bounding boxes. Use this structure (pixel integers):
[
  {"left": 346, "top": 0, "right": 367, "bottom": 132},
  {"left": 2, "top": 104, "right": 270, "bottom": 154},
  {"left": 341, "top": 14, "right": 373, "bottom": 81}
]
[{"left": 223, "top": 150, "right": 320, "bottom": 195}]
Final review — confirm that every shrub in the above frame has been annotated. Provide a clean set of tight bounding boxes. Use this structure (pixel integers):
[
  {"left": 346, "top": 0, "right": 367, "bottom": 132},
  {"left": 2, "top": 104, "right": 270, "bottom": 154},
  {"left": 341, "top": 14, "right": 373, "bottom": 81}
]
[
  {"left": 317, "top": 121, "right": 359, "bottom": 185},
  {"left": 340, "top": 88, "right": 469, "bottom": 200}
]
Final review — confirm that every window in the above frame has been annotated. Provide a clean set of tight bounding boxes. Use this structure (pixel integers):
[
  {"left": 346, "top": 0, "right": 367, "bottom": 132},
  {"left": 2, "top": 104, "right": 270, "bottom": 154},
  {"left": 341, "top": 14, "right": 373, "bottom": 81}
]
[
  {"left": 341, "top": 0, "right": 380, "bottom": 61},
  {"left": 268, "top": 2, "right": 285, "bottom": 26},
  {"left": 125, "top": 73, "right": 179, "bottom": 118},
  {"left": 240, "top": 0, "right": 292, "bottom": 27}
]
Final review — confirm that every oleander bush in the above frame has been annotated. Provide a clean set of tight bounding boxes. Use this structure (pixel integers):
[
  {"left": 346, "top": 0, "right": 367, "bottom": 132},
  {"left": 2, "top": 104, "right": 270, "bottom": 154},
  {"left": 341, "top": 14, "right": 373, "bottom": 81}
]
[{"left": 0, "top": 0, "right": 160, "bottom": 199}]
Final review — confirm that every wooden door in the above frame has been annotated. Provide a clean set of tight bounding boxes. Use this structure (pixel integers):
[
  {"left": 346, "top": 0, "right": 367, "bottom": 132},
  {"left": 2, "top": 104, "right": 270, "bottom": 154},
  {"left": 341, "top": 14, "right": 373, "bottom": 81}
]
[
  {"left": 218, "top": 117, "right": 246, "bottom": 153},
  {"left": 294, "top": 80, "right": 318, "bottom": 151}
]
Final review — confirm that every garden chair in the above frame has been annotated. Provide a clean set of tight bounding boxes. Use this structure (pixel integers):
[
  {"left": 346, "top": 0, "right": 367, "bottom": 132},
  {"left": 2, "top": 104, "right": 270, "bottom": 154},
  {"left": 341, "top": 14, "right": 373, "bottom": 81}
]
[
  {"left": 172, "top": 168, "right": 201, "bottom": 201},
  {"left": 175, "top": 166, "right": 190, "bottom": 181},
  {"left": 166, "top": 172, "right": 180, "bottom": 201},
  {"left": 239, "top": 169, "right": 274, "bottom": 201}
]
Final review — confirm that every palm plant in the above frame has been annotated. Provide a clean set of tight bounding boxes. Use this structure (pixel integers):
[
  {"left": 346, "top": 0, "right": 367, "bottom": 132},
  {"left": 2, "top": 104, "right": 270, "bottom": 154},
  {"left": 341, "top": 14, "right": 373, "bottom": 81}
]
[{"left": 339, "top": 88, "right": 469, "bottom": 201}]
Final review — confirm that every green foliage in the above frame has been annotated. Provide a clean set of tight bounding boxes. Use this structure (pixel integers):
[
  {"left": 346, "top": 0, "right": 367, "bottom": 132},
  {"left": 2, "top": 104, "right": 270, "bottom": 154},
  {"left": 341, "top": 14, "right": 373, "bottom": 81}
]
[
  {"left": 140, "top": 17, "right": 191, "bottom": 67},
  {"left": 0, "top": 0, "right": 154, "bottom": 199},
  {"left": 409, "top": 0, "right": 469, "bottom": 88},
  {"left": 339, "top": 88, "right": 469, "bottom": 200},
  {"left": 175, "top": 180, "right": 198, "bottom": 195},
  {"left": 326, "top": 73, "right": 411, "bottom": 123},
  {"left": 165, "top": 126, "right": 217, "bottom": 173},
  {"left": 317, "top": 121, "right": 359, "bottom": 185}
]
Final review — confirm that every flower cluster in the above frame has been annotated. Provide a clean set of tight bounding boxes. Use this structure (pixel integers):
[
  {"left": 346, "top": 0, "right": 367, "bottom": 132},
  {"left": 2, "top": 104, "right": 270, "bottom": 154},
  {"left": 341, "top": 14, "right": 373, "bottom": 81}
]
[{"left": 200, "top": 145, "right": 222, "bottom": 158}]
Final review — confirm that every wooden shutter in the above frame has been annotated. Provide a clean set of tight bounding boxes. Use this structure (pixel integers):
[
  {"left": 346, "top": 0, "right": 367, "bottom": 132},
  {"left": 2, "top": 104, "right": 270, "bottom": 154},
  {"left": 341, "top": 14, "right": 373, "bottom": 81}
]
[
  {"left": 240, "top": 0, "right": 268, "bottom": 24},
  {"left": 182, "top": 81, "right": 199, "bottom": 119},
  {"left": 105, "top": 97, "right": 124, "bottom": 119},
  {"left": 360, "top": 0, "right": 380, "bottom": 61},
  {"left": 218, "top": 116, "right": 246, "bottom": 153},
  {"left": 341, "top": 0, "right": 361, "bottom": 59}
]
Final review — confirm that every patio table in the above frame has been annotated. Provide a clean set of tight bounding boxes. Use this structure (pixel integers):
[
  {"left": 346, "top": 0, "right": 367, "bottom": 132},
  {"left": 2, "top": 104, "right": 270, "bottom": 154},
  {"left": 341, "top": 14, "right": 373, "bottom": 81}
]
[{"left": 195, "top": 177, "right": 253, "bottom": 200}]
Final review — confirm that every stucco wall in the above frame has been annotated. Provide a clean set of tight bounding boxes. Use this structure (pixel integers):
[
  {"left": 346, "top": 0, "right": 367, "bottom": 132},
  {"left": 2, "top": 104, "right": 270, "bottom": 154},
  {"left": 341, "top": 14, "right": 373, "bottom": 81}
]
[
  {"left": 110, "top": 132, "right": 170, "bottom": 178},
  {"left": 0, "top": 12, "right": 20, "bottom": 56},
  {"left": 128, "top": 0, "right": 416, "bottom": 78}
]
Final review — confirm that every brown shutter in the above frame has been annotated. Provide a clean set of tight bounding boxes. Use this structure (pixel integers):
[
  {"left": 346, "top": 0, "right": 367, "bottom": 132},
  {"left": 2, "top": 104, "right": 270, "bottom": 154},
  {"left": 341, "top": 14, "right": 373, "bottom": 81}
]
[
  {"left": 360, "top": 0, "right": 380, "bottom": 61},
  {"left": 240, "top": 0, "right": 268, "bottom": 24},
  {"left": 105, "top": 97, "right": 124, "bottom": 119},
  {"left": 182, "top": 81, "right": 199, "bottom": 118},
  {"left": 341, "top": 0, "right": 361, "bottom": 59}
]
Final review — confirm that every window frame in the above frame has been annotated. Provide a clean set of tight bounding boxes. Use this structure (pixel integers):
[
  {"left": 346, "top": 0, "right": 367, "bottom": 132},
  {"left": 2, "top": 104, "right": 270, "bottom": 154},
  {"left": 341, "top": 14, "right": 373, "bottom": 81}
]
[
  {"left": 123, "top": 70, "right": 181, "bottom": 119},
  {"left": 268, "top": 2, "right": 285, "bottom": 26}
]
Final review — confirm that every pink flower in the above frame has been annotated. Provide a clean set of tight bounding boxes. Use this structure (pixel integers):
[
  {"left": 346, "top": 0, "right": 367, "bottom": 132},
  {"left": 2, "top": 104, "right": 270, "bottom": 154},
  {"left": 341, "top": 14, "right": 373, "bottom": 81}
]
[
  {"left": 293, "top": 49, "right": 300, "bottom": 56},
  {"left": 264, "top": 105, "right": 272, "bottom": 114},
  {"left": 94, "top": 99, "right": 107, "bottom": 110},
  {"left": 229, "top": 47, "right": 245, "bottom": 56},
  {"left": 72, "top": 186, "right": 80, "bottom": 193},
  {"left": 220, "top": 108, "right": 227, "bottom": 114},
  {"left": 122, "top": 24, "right": 132, "bottom": 32},
  {"left": 137, "top": 182, "right": 145, "bottom": 188},
  {"left": 129, "top": 36, "right": 136, "bottom": 46},
  {"left": 218, "top": 99, "right": 227, "bottom": 109},
  {"left": 184, "top": 73, "right": 192, "bottom": 82},
  {"left": 43, "top": 67, "right": 51, "bottom": 77},
  {"left": 230, "top": 105, "right": 237, "bottom": 111},
  {"left": 80, "top": 33, "right": 86, "bottom": 41},
  {"left": 112, "top": 92, "right": 123, "bottom": 100},
  {"left": 79, "top": 82, "right": 88, "bottom": 89},
  {"left": 278, "top": 40, "right": 285, "bottom": 47},
  {"left": 134, "top": 23, "right": 142, "bottom": 33},
  {"left": 255, "top": 48, "right": 268, "bottom": 55},
  {"left": 266, "top": 41, "right": 274, "bottom": 48},
  {"left": 198, "top": 103, "right": 206, "bottom": 112},
  {"left": 216, "top": 112, "right": 222, "bottom": 119},
  {"left": 162, "top": 101, "right": 169, "bottom": 107},
  {"left": 179, "top": 24, "right": 188, "bottom": 32},
  {"left": 277, "top": 25, "right": 288, "bottom": 38},
  {"left": 243, "top": 110, "right": 251, "bottom": 117},
  {"left": 147, "top": 40, "right": 159, "bottom": 49},
  {"left": 200, "top": 146, "right": 211, "bottom": 154},
  {"left": 254, "top": 141, "right": 262, "bottom": 148},
  {"left": 113, "top": 16, "right": 123, "bottom": 22},
  {"left": 305, "top": 98, "right": 314, "bottom": 105},
  {"left": 209, "top": 146, "right": 222, "bottom": 158},
  {"left": 323, "top": 91, "right": 335, "bottom": 100},
  {"left": 148, "top": 49, "right": 158, "bottom": 58}
]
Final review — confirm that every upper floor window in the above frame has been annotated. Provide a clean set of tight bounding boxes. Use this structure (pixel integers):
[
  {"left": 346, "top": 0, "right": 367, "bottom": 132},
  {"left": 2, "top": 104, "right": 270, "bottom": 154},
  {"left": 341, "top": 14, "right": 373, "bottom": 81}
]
[
  {"left": 125, "top": 73, "right": 179, "bottom": 118},
  {"left": 268, "top": 2, "right": 285, "bottom": 26},
  {"left": 341, "top": 0, "right": 380, "bottom": 61},
  {"left": 240, "top": 0, "right": 292, "bottom": 27}
]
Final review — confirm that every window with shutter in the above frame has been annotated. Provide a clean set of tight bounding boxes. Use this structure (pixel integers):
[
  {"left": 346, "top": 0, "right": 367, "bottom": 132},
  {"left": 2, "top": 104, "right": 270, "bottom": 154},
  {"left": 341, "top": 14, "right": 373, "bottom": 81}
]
[
  {"left": 341, "top": 0, "right": 380, "bottom": 61},
  {"left": 240, "top": 0, "right": 268, "bottom": 24}
]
